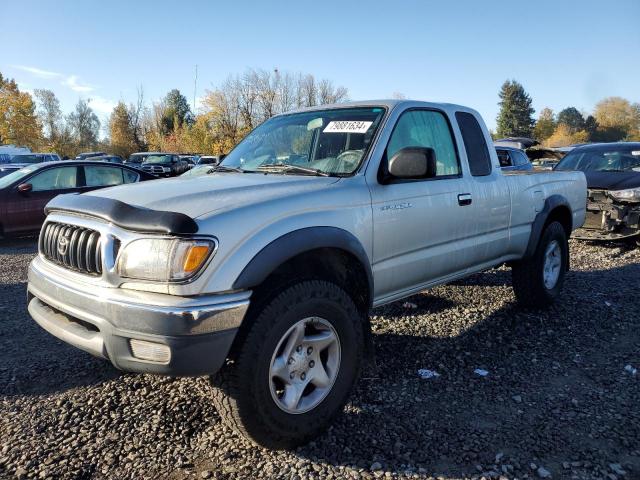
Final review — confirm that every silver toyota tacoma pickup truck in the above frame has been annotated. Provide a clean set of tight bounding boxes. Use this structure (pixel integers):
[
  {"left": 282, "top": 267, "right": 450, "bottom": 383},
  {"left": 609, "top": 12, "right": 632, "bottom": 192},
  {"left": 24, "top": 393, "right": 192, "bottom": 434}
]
[{"left": 27, "top": 100, "right": 587, "bottom": 448}]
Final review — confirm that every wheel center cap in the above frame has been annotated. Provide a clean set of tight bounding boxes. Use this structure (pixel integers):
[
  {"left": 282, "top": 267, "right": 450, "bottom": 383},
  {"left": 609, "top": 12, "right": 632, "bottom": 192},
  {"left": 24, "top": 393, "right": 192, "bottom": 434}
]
[{"left": 289, "top": 351, "right": 307, "bottom": 373}]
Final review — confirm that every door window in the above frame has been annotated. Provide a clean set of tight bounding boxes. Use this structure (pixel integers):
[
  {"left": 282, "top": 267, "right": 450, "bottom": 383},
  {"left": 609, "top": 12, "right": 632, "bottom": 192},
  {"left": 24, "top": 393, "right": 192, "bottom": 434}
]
[
  {"left": 30, "top": 167, "right": 78, "bottom": 191},
  {"left": 387, "top": 110, "right": 460, "bottom": 177},
  {"left": 123, "top": 169, "right": 139, "bottom": 183},
  {"left": 84, "top": 165, "right": 125, "bottom": 187}
]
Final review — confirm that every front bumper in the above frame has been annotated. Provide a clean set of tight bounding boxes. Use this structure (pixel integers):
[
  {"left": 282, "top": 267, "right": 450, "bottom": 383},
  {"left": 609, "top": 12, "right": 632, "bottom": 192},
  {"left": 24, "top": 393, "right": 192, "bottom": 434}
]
[{"left": 27, "top": 256, "right": 250, "bottom": 376}]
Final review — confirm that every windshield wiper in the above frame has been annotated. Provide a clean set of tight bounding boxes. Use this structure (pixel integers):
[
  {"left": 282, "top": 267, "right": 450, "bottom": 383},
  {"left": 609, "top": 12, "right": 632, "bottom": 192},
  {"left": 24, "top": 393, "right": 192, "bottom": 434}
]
[
  {"left": 257, "top": 163, "right": 330, "bottom": 177},
  {"left": 210, "top": 165, "right": 245, "bottom": 173}
]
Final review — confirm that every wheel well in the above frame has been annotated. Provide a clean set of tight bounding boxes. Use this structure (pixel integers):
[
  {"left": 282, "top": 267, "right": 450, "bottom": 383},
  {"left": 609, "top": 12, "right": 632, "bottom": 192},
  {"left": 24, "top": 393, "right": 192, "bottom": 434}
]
[
  {"left": 250, "top": 247, "right": 371, "bottom": 316},
  {"left": 545, "top": 205, "right": 572, "bottom": 238},
  {"left": 229, "top": 248, "right": 374, "bottom": 363}
]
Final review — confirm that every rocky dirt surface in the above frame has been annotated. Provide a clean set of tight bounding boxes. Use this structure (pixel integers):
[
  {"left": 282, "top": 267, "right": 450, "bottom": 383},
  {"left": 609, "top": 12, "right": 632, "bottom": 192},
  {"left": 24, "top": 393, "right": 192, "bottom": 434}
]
[{"left": 0, "top": 238, "right": 638, "bottom": 480}]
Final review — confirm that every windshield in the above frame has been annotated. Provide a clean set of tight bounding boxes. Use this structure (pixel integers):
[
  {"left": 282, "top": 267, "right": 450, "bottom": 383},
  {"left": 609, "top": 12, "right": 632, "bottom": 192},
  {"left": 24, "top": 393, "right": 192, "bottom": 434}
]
[
  {"left": 221, "top": 107, "right": 386, "bottom": 175},
  {"left": 7, "top": 154, "right": 44, "bottom": 164},
  {"left": 143, "top": 155, "right": 173, "bottom": 164},
  {"left": 0, "top": 165, "right": 38, "bottom": 189},
  {"left": 556, "top": 147, "right": 640, "bottom": 172}
]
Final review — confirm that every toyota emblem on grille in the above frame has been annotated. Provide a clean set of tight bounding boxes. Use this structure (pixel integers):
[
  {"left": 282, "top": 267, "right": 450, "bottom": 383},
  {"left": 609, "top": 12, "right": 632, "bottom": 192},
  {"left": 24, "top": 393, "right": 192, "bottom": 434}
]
[{"left": 57, "top": 234, "right": 70, "bottom": 256}]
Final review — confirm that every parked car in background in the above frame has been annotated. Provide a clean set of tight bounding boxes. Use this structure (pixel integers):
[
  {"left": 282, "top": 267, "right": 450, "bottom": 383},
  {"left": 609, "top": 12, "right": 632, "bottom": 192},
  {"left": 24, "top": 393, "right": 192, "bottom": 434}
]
[
  {"left": 75, "top": 152, "right": 106, "bottom": 160},
  {"left": 555, "top": 142, "right": 640, "bottom": 245},
  {"left": 90, "top": 155, "right": 124, "bottom": 164},
  {"left": 197, "top": 155, "right": 221, "bottom": 166},
  {"left": 533, "top": 159, "right": 560, "bottom": 170},
  {"left": 140, "top": 153, "right": 190, "bottom": 177},
  {"left": 0, "top": 145, "right": 31, "bottom": 164},
  {"left": 0, "top": 153, "right": 62, "bottom": 178},
  {"left": 0, "top": 161, "right": 156, "bottom": 237},
  {"left": 495, "top": 146, "right": 533, "bottom": 171},
  {"left": 179, "top": 155, "right": 199, "bottom": 166},
  {"left": 125, "top": 152, "right": 156, "bottom": 168}
]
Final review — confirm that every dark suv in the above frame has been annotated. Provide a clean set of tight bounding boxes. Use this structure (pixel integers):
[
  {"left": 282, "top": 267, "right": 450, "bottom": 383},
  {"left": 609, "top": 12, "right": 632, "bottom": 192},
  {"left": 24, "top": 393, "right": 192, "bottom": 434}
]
[{"left": 139, "top": 153, "right": 190, "bottom": 177}]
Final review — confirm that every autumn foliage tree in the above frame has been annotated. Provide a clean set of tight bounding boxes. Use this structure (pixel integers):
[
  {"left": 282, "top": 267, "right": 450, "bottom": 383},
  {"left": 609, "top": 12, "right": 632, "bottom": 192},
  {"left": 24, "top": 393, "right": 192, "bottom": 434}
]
[
  {"left": 533, "top": 108, "right": 556, "bottom": 142},
  {"left": 109, "top": 101, "right": 137, "bottom": 158},
  {"left": 0, "top": 73, "right": 42, "bottom": 149}
]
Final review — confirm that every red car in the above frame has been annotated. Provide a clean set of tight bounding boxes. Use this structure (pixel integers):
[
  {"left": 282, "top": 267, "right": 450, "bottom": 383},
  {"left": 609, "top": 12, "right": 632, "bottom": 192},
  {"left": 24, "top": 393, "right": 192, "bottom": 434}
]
[{"left": 0, "top": 161, "right": 156, "bottom": 237}]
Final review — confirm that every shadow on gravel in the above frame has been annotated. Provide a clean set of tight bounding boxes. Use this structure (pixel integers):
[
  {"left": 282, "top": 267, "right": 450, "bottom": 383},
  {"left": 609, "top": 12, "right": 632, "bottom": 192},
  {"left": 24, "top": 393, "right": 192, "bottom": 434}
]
[
  {"left": 0, "top": 236, "right": 38, "bottom": 253},
  {"left": 293, "top": 263, "right": 640, "bottom": 478},
  {"left": 0, "top": 280, "right": 121, "bottom": 398}
]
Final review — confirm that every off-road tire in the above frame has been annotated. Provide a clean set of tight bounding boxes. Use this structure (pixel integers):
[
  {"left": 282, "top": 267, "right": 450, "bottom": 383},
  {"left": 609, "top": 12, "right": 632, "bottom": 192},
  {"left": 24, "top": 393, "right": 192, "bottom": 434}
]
[
  {"left": 211, "top": 280, "right": 364, "bottom": 449},
  {"left": 512, "top": 221, "right": 568, "bottom": 307}
]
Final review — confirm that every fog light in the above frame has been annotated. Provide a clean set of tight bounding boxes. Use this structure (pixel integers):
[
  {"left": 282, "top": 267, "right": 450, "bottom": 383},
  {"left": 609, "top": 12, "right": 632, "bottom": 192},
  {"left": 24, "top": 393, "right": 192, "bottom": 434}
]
[{"left": 129, "top": 339, "right": 171, "bottom": 364}]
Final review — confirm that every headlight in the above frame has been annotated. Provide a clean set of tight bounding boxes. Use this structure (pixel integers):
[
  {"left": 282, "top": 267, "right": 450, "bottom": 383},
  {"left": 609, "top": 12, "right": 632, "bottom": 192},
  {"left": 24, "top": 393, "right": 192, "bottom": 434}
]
[
  {"left": 162, "top": 166, "right": 171, "bottom": 173},
  {"left": 609, "top": 187, "right": 640, "bottom": 202},
  {"left": 116, "top": 238, "right": 215, "bottom": 281}
]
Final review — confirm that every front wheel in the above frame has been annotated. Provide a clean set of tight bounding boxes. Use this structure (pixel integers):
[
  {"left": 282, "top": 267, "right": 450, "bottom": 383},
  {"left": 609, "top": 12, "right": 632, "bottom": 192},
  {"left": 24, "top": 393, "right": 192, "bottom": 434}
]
[
  {"left": 512, "top": 221, "right": 568, "bottom": 307},
  {"left": 211, "top": 280, "right": 364, "bottom": 449}
]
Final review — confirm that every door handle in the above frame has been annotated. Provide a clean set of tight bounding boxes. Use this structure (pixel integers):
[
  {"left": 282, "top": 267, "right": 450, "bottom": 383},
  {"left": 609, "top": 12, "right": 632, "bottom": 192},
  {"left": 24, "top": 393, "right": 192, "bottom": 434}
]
[{"left": 458, "top": 193, "right": 472, "bottom": 206}]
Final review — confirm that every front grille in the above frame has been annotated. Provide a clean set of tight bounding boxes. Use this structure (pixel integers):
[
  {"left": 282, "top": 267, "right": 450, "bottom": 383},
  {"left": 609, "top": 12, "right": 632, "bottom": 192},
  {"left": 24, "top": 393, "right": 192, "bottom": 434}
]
[
  {"left": 141, "top": 165, "right": 165, "bottom": 174},
  {"left": 40, "top": 222, "right": 103, "bottom": 275}
]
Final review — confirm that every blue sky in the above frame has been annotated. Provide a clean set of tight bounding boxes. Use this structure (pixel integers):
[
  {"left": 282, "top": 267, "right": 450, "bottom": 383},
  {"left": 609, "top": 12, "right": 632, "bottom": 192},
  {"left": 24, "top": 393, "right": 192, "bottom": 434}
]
[{"left": 1, "top": 0, "right": 639, "bottom": 132}]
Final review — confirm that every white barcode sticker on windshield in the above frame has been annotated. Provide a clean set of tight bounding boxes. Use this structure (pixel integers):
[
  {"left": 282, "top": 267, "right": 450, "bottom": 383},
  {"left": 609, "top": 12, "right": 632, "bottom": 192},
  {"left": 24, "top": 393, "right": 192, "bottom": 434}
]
[{"left": 323, "top": 121, "right": 373, "bottom": 134}]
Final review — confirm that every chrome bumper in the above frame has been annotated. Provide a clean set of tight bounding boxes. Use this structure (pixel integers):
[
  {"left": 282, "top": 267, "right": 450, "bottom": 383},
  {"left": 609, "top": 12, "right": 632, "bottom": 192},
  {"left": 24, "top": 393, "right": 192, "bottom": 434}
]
[{"left": 27, "top": 256, "right": 250, "bottom": 375}]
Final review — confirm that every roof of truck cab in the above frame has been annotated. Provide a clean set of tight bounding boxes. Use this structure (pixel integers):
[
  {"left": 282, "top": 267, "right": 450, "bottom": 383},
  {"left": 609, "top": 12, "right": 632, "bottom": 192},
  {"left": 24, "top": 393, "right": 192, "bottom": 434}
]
[{"left": 280, "top": 99, "right": 475, "bottom": 116}]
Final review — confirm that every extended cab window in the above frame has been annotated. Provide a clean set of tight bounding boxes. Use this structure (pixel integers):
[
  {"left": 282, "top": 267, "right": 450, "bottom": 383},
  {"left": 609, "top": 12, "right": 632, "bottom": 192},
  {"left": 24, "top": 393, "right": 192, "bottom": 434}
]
[
  {"left": 456, "top": 112, "right": 492, "bottom": 176},
  {"left": 387, "top": 110, "right": 460, "bottom": 177}
]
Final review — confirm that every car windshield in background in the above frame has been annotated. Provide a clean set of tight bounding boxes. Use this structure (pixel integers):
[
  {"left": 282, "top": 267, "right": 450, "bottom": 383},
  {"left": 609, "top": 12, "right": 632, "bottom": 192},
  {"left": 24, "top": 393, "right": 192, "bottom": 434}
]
[
  {"left": 143, "top": 155, "right": 173, "bottom": 164},
  {"left": 8, "top": 155, "right": 43, "bottom": 164},
  {"left": 556, "top": 147, "right": 640, "bottom": 172},
  {"left": 221, "top": 107, "right": 386, "bottom": 176},
  {"left": 0, "top": 165, "right": 38, "bottom": 189}
]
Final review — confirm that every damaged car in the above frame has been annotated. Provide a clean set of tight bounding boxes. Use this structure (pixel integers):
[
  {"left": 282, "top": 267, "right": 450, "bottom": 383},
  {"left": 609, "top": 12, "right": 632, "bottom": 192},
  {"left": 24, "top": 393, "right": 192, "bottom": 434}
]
[{"left": 555, "top": 142, "right": 640, "bottom": 245}]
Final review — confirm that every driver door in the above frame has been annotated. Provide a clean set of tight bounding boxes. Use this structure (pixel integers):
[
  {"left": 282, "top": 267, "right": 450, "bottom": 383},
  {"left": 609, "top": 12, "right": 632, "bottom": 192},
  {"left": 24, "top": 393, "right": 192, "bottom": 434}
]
[{"left": 369, "top": 109, "right": 475, "bottom": 301}]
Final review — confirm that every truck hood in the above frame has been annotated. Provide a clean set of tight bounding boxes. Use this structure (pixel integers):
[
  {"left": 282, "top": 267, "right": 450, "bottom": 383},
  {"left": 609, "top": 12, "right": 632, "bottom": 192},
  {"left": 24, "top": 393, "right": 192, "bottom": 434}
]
[
  {"left": 84, "top": 173, "right": 341, "bottom": 219},
  {"left": 584, "top": 171, "right": 640, "bottom": 190}
]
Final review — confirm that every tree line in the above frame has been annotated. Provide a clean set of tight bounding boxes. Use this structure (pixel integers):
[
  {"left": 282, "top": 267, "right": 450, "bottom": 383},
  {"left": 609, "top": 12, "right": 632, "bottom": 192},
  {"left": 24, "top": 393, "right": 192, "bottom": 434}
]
[
  {"left": 2, "top": 70, "right": 639, "bottom": 157},
  {"left": 495, "top": 79, "right": 640, "bottom": 146},
  {"left": 0, "top": 68, "right": 348, "bottom": 158}
]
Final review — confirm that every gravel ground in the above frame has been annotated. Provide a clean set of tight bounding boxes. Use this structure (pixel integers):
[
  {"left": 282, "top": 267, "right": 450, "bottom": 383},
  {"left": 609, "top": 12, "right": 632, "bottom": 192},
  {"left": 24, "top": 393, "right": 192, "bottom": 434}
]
[{"left": 0, "top": 238, "right": 638, "bottom": 480}]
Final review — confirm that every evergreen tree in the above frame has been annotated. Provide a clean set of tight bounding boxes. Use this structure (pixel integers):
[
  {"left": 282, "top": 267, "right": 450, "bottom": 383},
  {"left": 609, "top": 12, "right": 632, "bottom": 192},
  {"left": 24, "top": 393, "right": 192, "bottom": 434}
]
[
  {"left": 557, "top": 107, "right": 585, "bottom": 134},
  {"left": 496, "top": 80, "right": 535, "bottom": 138}
]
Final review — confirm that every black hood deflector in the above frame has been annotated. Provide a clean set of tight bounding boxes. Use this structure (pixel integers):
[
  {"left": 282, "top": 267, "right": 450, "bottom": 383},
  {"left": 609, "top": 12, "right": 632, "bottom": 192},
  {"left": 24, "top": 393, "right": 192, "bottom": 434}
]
[{"left": 45, "top": 194, "right": 199, "bottom": 234}]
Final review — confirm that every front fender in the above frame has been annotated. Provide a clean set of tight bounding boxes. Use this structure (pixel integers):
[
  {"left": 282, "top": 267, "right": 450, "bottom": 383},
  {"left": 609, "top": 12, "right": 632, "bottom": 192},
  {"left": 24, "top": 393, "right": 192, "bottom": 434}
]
[{"left": 232, "top": 226, "right": 373, "bottom": 296}]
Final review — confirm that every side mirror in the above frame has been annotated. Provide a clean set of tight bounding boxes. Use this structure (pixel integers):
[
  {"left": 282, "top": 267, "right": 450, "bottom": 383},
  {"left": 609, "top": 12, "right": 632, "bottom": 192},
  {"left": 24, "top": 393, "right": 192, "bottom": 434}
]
[
  {"left": 17, "top": 183, "right": 32, "bottom": 193},
  {"left": 386, "top": 147, "right": 437, "bottom": 181}
]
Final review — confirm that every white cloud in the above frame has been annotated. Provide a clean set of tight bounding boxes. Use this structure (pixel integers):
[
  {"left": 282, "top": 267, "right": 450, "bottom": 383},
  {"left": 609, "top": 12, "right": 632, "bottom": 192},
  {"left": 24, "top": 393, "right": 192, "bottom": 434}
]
[
  {"left": 11, "top": 65, "right": 61, "bottom": 79},
  {"left": 88, "top": 96, "right": 116, "bottom": 115},
  {"left": 63, "top": 75, "right": 94, "bottom": 93}
]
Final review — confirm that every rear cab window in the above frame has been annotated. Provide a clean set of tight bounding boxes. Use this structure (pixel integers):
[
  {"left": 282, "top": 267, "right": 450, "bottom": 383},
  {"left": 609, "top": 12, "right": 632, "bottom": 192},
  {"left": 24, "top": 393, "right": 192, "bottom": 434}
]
[{"left": 456, "top": 112, "right": 492, "bottom": 176}]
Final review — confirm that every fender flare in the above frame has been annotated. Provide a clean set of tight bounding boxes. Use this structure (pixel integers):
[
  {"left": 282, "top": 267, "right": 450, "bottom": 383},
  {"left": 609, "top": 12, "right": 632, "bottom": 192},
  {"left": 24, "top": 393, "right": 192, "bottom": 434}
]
[
  {"left": 524, "top": 194, "right": 572, "bottom": 259},
  {"left": 232, "top": 226, "right": 373, "bottom": 302}
]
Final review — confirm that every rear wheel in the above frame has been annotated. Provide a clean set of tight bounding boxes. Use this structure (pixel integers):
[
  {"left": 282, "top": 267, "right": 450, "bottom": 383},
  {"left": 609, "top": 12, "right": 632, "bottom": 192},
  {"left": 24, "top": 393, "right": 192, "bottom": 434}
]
[
  {"left": 512, "top": 221, "right": 568, "bottom": 307},
  {"left": 211, "top": 280, "right": 364, "bottom": 449}
]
